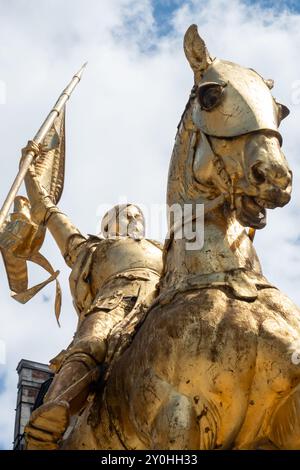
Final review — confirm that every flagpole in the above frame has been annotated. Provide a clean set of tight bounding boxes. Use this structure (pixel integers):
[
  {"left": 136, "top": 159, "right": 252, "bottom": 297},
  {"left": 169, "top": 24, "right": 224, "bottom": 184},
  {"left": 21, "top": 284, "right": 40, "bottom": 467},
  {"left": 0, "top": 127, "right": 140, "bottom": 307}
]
[{"left": 0, "top": 63, "right": 87, "bottom": 230}]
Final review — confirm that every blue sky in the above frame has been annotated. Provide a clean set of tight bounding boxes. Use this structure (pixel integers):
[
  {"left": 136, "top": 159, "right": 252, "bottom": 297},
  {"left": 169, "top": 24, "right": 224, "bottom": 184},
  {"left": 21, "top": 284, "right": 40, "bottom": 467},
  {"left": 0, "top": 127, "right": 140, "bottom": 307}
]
[
  {"left": 246, "top": 0, "right": 300, "bottom": 11},
  {"left": 0, "top": 375, "right": 6, "bottom": 395},
  {"left": 152, "top": 0, "right": 181, "bottom": 35},
  {"left": 152, "top": 0, "right": 300, "bottom": 36}
]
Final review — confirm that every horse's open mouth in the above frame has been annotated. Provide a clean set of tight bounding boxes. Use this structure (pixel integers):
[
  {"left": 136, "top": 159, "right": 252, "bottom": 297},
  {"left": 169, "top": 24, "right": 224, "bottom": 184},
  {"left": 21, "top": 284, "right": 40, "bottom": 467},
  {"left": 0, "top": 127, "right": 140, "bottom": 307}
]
[{"left": 236, "top": 195, "right": 268, "bottom": 229}]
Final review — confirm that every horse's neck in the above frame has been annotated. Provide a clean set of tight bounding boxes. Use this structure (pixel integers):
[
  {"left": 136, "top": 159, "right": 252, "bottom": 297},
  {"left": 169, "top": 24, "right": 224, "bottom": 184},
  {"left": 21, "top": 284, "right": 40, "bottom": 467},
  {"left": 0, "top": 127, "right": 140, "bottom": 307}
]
[
  {"left": 163, "top": 207, "right": 262, "bottom": 286},
  {"left": 164, "top": 98, "right": 262, "bottom": 289}
]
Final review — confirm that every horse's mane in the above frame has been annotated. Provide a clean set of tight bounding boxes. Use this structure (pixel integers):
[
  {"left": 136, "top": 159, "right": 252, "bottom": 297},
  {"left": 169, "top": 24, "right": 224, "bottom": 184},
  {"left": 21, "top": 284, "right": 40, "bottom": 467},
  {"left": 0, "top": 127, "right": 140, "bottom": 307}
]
[{"left": 167, "top": 90, "right": 217, "bottom": 211}]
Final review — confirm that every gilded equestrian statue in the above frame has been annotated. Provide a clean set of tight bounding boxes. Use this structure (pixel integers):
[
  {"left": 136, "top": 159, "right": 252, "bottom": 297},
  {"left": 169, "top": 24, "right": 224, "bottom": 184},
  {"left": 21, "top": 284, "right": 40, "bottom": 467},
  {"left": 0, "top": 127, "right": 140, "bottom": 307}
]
[{"left": 27, "top": 25, "right": 300, "bottom": 450}]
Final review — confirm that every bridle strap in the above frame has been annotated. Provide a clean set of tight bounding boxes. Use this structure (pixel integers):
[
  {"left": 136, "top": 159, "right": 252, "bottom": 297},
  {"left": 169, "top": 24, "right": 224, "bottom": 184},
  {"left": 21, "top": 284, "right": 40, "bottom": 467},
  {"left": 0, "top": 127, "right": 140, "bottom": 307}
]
[
  {"left": 204, "top": 133, "right": 256, "bottom": 240},
  {"left": 172, "top": 88, "right": 255, "bottom": 247}
]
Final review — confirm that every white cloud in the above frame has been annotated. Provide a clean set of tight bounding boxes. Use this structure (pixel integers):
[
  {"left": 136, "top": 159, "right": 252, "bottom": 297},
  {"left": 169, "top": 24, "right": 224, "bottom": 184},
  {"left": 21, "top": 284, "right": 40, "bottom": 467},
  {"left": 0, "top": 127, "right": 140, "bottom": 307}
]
[{"left": 0, "top": 0, "right": 300, "bottom": 449}]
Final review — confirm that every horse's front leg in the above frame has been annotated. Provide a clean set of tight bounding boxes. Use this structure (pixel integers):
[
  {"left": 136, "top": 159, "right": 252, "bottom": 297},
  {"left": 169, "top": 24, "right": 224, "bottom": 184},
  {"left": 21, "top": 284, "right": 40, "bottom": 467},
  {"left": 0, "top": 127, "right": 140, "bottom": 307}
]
[
  {"left": 266, "top": 384, "right": 300, "bottom": 449},
  {"left": 150, "top": 391, "right": 199, "bottom": 449}
]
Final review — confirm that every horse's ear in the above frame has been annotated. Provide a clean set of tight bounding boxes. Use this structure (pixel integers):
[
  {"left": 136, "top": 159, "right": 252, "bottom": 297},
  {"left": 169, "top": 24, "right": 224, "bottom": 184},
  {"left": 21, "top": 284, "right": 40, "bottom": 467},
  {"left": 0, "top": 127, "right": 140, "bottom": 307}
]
[{"left": 183, "top": 25, "right": 212, "bottom": 82}]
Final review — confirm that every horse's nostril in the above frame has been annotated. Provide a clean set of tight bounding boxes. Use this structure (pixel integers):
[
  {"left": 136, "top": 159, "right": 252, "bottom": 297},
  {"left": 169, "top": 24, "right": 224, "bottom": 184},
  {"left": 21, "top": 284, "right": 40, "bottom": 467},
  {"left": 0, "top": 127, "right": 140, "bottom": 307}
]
[
  {"left": 251, "top": 164, "right": 266, "bottom": 184},
  {"left": 277, "top": 170, "right": 292, "bottom": 190},
  {"left": 269, "top": 167, "right": 292, "bottom": 189},
  {"left": 250, "top": 163, "right": 291, "bottom": 189}
]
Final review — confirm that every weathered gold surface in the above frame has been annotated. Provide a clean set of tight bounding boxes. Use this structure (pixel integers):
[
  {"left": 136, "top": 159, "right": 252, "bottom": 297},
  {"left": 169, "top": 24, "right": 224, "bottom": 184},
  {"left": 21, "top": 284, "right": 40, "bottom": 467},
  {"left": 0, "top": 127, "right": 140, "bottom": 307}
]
[
  {"left": 191, "top": 59, "right": 280, "bottom": 139},
  {"left": 24, "top": 179, "right": 163, "bottom": 448},
  {"left": 23, "top": 24, "right": 300, "bottom": 450},
  {"left": 0, "top": 100, "right": 67, "bottom": 323},
  {"left": 0, "top": 195, "right": 61, "bottom": 320}
]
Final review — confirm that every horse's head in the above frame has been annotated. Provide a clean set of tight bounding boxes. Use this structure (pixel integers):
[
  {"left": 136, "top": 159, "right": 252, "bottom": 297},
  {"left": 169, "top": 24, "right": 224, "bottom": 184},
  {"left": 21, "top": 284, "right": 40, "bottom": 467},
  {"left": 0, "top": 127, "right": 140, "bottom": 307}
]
[{"left": 183, "top": 25, "right": 292, "bottom": 229}]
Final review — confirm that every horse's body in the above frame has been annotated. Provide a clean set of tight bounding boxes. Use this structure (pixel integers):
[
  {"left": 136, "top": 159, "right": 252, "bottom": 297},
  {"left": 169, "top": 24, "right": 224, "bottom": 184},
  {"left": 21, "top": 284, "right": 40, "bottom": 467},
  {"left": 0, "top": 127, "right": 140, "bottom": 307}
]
[
  {"left": 63, "top": 286, "right": 300, "bottom": 450},
  {"left": 62, "top": 25, "right": 300, "bottom": 450}
]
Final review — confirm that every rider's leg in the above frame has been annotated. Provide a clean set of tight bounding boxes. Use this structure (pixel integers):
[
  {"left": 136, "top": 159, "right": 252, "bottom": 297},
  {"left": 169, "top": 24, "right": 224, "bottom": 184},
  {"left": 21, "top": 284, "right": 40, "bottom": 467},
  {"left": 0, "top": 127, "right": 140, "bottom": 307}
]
[
  {"left": 25, "top": 297, "right": 138, "bottom": 450},
  {"left": 25, "top": 309, "right": 117, "bottom": 449}
]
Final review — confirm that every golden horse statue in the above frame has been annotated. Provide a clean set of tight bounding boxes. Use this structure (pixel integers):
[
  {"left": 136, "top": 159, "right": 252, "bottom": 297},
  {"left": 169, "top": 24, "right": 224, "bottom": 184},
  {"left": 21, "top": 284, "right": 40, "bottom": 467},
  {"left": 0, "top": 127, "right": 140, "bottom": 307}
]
[{"left": 34, "top": 25, "right": 300, "bottom": 450}]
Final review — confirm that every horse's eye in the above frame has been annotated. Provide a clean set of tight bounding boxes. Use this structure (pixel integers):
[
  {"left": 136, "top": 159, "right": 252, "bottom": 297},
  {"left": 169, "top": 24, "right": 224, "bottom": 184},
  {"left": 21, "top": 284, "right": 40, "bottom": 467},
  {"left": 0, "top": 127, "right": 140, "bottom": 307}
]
[{"left": 197, "top": 82, "right": 226, "bottom": 111}]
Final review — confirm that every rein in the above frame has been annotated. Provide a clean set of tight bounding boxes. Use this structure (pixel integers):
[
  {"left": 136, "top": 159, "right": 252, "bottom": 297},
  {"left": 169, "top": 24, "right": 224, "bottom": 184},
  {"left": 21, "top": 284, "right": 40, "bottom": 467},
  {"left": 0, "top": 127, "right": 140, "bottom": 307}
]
[{"left": 177, "top": 87, "right": 256, "bottom": 241}]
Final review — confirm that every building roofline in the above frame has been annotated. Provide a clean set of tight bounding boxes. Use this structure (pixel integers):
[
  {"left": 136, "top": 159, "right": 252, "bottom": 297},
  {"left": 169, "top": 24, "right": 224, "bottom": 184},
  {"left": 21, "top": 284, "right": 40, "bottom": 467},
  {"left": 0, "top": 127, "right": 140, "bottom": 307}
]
[{"left": 16, "top": 359, "right": 50, "bottom": 374}]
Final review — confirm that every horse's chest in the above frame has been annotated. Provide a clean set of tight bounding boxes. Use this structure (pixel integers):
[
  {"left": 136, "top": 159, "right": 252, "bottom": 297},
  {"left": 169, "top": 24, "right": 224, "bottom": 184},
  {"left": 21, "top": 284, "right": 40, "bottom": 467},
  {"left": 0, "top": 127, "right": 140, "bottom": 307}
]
[{"left": 110, "top": 288, "right": 300, "bottom": 449}]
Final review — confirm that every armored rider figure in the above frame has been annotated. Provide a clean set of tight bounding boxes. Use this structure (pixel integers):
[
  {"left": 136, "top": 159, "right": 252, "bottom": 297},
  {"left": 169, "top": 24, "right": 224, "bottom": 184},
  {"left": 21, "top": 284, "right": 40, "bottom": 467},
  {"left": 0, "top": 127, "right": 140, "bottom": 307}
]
[{"left": 24, "top": 164, "right": 163, "bottom": 449}]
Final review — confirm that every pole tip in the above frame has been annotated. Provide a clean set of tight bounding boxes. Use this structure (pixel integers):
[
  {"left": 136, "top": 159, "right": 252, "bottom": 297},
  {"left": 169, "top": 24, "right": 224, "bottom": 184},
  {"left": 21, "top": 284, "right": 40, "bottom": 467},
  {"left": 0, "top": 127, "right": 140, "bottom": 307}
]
[{"left": 75, "top": 62, "right": 88, "bottom": 80}]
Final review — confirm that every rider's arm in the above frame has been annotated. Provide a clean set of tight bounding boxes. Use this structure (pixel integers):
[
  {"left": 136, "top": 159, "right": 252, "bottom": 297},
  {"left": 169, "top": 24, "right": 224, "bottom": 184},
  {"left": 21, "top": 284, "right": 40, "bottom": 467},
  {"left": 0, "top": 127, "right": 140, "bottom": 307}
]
[
  {"left": 25, "top": 164, "right": 87, "bottom": 269},
  {"left": 45, "top": 210, "right": 87, "bottom": 268}
]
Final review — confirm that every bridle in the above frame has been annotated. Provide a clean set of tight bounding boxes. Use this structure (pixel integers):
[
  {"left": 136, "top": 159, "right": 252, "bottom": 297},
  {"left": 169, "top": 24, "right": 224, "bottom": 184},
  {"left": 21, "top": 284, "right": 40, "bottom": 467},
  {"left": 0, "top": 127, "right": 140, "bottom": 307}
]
[{"left": 173, "top": 86, "right": 257, "bottom": 244}]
